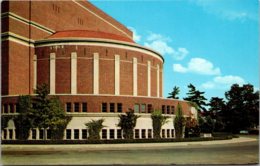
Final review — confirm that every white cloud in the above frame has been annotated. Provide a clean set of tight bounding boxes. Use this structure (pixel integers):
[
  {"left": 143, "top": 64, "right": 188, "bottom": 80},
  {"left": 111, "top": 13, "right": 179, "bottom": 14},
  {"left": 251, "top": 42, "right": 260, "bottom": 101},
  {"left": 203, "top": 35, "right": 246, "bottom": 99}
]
[
  {"left": 144, "top": 32, "right": 188, "bottom": 60},
  {"left": 201, "top": 75, "right": 246, "bottom": 90},
  {"left": 128, "top": 27, "right": 141, "bottom": 42},
  {"left": 173, "top": 58, "right": 221, "bottom": 75}
]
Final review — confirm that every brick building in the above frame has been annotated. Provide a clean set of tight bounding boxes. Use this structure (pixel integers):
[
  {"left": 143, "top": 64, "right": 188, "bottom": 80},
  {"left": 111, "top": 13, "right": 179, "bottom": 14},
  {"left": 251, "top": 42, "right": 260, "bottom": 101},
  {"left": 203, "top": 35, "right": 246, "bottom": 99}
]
[{"left": 1, "top": 1, "right": 196, "bottom": 140}]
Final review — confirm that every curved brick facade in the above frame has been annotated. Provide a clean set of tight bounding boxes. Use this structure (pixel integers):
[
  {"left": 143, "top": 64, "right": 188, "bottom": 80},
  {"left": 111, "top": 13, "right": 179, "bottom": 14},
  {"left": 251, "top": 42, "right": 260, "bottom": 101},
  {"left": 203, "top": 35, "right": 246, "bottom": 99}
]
[{"left": 1, "top": 1, "right": 196, "bottom": 140}]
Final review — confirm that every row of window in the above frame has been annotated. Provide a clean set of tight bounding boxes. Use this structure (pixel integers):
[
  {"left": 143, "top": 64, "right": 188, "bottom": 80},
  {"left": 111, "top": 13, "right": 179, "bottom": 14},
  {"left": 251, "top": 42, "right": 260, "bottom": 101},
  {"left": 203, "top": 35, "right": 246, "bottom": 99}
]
[
  {"left": 101, "top": 103, "right": 122, "bottom": 113},
  {"left": 2, "top": 104, "right": 17, "bottom": 114},
  {"left": 66, "top": 102, "right": 87, "bottom": 112}
]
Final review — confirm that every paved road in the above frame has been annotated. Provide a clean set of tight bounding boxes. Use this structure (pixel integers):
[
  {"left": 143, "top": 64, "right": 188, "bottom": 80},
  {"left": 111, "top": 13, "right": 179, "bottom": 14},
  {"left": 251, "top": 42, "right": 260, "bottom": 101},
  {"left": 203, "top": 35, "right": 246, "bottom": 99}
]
[{"left": 1, "top": 136, "right": 259, "bottom": 165}]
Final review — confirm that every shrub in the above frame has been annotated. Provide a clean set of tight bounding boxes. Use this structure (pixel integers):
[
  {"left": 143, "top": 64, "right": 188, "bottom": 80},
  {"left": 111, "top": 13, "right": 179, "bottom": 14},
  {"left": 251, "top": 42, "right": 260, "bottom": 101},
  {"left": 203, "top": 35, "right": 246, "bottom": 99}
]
[
  {"left": 151, "top": 110, "right": 169, "bottom": 139},
  {"left": 85, "top": 119, "right": 105, "bottom": 140}
]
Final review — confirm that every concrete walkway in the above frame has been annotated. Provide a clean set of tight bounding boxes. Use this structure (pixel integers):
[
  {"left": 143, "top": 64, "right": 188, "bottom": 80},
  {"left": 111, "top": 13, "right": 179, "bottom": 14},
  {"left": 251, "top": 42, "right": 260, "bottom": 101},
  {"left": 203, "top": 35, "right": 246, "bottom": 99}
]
[{"left": 2, "top": 136, "right": 258, "bottom": 152}]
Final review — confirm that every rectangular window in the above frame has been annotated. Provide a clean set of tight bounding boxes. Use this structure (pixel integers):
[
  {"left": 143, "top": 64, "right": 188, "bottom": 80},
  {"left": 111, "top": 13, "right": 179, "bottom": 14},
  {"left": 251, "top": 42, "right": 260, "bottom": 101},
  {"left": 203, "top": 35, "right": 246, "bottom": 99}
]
[
  {"left": 9, "top": 129, "right": 13, "bottom": 140},
  {"left": 82, "top": 103, "right": 87, "bottom": 112},
  {"left": 47, "top": 130, "right": 51, "bottom": 139},
  {"left": 74, "top": 103, "right": 79, "bottom": 112},
  {"left": 167, "top": 106, "right": 170, "bottom": 114},
  {"left": 109, "top": 129, "right": 115, "bottom": 139},
  {"left": 102, "top": 103, "right": 107, "bottom": 112},
  {"left": 147, "top": 104, "right": 153, "bottom": 113},
  {"left": 9, "top": 104, "right": 14, "bottom": 113},
  {"left": 171, "top": 106, "right": 175, "bottom": 114},
  {"left": 135, "top": 129, "right": 139, "bottom": 139},
  {"left": 39, "top": 129, "right": 44, "bottom": 139},
  {"left": 110, "top": 103, "right": 115, "bottom": 112},
  {"left": 162, "top": 129, "right": 165, "bottom": 138},
  {"left": 74, "top": 129, "right": 79, "bottom": 139},
  {"left": 117, "top": 103, "right": 122, "bottom": 113},
  {"left": 162, "top": 105, "right": 166, "bottom": 114},
  {"left": 3, "top": 129, "right": 7, "bottom": 139},
  {"left": 141, "top": 104, "right": 146, "bottom": 113},
  {"left": 4, "top": 104, "right": 8, "bottom": 113},
  {"left": 82, "top": 129, "right": 87, "bottom": 139},
  {"left": 134, "top": 104, "right": 139, "bottom": 113},
  {"left": 141, "top": 129, "right": 146, "bottom": 139},
  {"left": 32, "top": 129, "right": 37, "bottom": 139},
  {"left": 117, "top": 129, "right": 122, "bottom": 139},
  {"left": 167, "top": 129, "right": 170, "bottom": 138},
  {"left": 66, "top": 103, "right": 72, "bottom": 112},
  {"left": 66, "top": 129, "right": 71, "bottom": 140},
  {"left": 148, "top": 129, "right": 152, "bottom": 138},
  {"left": 171, "top": 129, "right": 175, "bottom": 138},
  {"left": 102, "top": 129, "right": 107, "bottom": 139}
]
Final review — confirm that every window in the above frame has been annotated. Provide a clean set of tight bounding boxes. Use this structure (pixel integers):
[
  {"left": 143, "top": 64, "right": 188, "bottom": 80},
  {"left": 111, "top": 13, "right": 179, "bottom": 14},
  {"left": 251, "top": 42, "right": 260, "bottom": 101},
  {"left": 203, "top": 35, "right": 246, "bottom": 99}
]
[
  {"left": 117, "top": 103, "right": 122, "bottom": 113},
  {"left": 102, "top": 129, "right": 107, "bottom": 139},
  {"left": 135, "top": 129, "right": 139, "bottom": 139},
  {"left": 66, "top": 129, "right": 71, "bottom": 139},
  {"left": 74, "top": 129, "right": 79, "bottom": 139},
  {"left": 82, "top": 103, "right": 87, "bottom": 112},
  {"left": 9, "top": 129, "right": 13, "bottom": 140},
  {"left": 167, "top": 106, "right": 170, "bottom": 114},
  {"left": 171, "top": 129, "right": 175, "bottom": 138},
  {"left": 39, "top": 129, "right": 44, "bottom": 139},
  {"left": 102, "top": 103, "right": 107, "bottom": 112},
  {"left": 10, "top": 104, "right": 14, "bottom": 113},
  {"left": 134, "top": 104, "right": 139, "bottom": 113},
  {"left": 167, "top": 129, "right": 170, "bottom": 138},
  {"left": 74, "top": 103, "right": 79, "bottom": 112},
  {"left": 141, "top": 129, "right": 146, "bottom": 139},
  {"left": 109, "top": 129, "right": 115, "bottom": 139},
  {"left": 47, "top": 130, "right": 51, "bottom": 139},
  {"left": 4, "top": 104, "right": 8, "bottom": 113},
  {"left": 32, "top": 129, "right": 37, "bottom": 139},
  {"left": 3, "top": 129, "right": 7, "bottom": 139},
  {"left": 110, "top": 103, "right": 115, "bottom": 112},
  {"left": 66, "top": 103, "right": 72, "bottom": 112},
  {"left": 162, "top": 129, "right": 165, "bottom": 138},
  {"left": 82, "top": 129, "right": 87, "bottom": 139},
  {"left": 148, "top": 104, "right": 153, "bottom": 113},
  {"left": 162, "top": 105, "right": 166, "bottom": 114},
  {"left": 141, "top": 104, "right": 146, "bottom": 113},
  {"left": 117, "top": 129, "right": 122, "bottom": 139},
  {"left": 148, "top": 129, "right": 152, "bottom": 138},
  {"left": 171, "top": 106, "right": 175, "bottom": 114}
]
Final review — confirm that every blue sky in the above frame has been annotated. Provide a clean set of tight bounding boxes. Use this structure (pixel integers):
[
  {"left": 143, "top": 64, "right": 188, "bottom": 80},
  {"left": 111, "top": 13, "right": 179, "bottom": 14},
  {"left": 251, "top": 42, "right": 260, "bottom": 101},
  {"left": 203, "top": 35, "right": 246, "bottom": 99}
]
[{"left": 90, "top": 0, "right": 259, "bottom": 100}]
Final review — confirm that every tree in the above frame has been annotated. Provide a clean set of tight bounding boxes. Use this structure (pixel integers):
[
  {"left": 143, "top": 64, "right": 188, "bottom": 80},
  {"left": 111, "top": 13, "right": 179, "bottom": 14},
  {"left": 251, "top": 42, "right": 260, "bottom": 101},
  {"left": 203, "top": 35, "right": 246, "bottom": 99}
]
[
  {"left": 199, "top": 115, "right": 215, "bottom": 133},
  {"left": 15, "top": 95, "right": 35, "bottom": 140},
  {"left": 118, "top": 110, "right": 139, "bottom": 139},
  {"left": 224, "top": 84, "right": 259, "bottom": 133},
  {"left": 151, "top": 110, "right": 169, "bottom": 139},
  {"left": 33, "top": 84, "right": 71, "bottom": 140},
  {"left": 85, "top": 119, "right": 105, "bottom": 140},
  {"left": 167, "top": 86, "right": 180, "bottom": 99},
  {"left": 185, "top": 117, "right": 200, "bottom": 137},
  {"left": 174, "top": 103, "right": 186, "bottom": 138},
  {"left": 183, "top": 84, "right": 207, "bottom": 112}
]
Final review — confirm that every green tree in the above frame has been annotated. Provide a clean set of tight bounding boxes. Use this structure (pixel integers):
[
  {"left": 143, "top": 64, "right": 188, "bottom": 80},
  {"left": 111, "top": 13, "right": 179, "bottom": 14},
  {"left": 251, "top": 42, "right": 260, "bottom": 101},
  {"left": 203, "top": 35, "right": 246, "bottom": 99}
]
[
  {"left": 224, "top": 84, "right": 259, "bottom": 133},
  {"left": 185, "top": 117, "right": 200, "bottom": 137},
  {"left": 33, "top": 84, "right": 71, "bottom": 140},
  {"left": 15, "top": 95, "right": 35, "bottom": 140},
  {"left": 151, "top": 110, "right": 169, "bottom": 139},
  {"left": 199, "top": 115, "right": 215, "bottom": 133},
  {"left": 85, "top": 119, "right": 105, "bottom": 140},
  {"left": 118, "top": 110, "right": 139, "bottom": 139},
  {"left": 183, "top": 84, "right": 207, "bottom": 112},
  {"left": 174, "top": 103, "right": 186, "bottom": 138},
  {"left": 167, "top": 86, "right": 180, "bottom": 99}
]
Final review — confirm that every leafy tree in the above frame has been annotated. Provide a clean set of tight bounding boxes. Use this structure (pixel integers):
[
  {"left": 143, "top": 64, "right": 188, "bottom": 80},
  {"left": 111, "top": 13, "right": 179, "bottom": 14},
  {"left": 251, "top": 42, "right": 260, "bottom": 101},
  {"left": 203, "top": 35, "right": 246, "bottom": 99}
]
[
  {"left": 185, "top": 117, "right": 200, "bottom": 137},
  {"left": 174, "top": 103, "right": 186, "bottom": 138},
  {"left": 183, "top": 84, "right": 207, "bottom": 112},
  {"left": 151, "top": 110, "right": 169, "bottom": 139},
  {"left": 85, "top": 119, "right": 105, "bottom": 140},
  {"left": 15, "top": 95, "right": 35, "bottom": 140},
  {"left": 118, "top": 109, "right": 139, "bottom": 139},
  {"left": 33, "top": 84, "right": 71, "bottom": 140},
  {"left": 224, "top": 84, "right": 259, "bottom": 133},
  {"left": 167, "top": 86, "right": 180, "bottom": 99},
  {"left": 199, "top": 115, "right": 215, "bottom": 133}
]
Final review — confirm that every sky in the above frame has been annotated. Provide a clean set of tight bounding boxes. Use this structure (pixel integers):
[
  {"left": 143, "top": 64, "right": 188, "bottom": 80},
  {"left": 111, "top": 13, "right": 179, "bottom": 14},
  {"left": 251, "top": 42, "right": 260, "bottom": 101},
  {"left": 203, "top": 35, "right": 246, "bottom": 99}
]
[{"left": 90, "top": 0, "right": 259, "bottom": 101}]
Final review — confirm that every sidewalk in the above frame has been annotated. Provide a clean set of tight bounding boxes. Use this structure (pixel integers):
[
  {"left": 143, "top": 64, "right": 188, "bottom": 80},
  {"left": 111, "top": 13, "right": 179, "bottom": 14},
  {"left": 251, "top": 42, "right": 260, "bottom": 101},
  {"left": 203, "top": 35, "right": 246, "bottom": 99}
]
[{"left": 2, "top": 136, "right": 258, "bottom": 152}]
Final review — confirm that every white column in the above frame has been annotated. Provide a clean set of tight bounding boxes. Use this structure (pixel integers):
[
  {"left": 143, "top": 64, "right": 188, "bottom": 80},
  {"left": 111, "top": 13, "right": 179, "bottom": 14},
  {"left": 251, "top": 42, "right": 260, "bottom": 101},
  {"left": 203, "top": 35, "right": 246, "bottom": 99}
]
[
  {"left": 93, "top": 53, "right": 99, "bottom": 95},
  {"left": 147, "top": 61, "right": 151, "bottom": 97},
  {"left": 115, "top": 129, "right": 117, "bottom": 139},
  {"left": 115, "top": 55, "right": 120, "bottom": 95},
  {"left": 71, "top": 52, "right": 77, "bottom": 94},
  {"left": 79, "top": 129, "right": 82, "bottom": 140},
  {"left": 133, "top": 58, "right": 137, "bottom": 96},
  {"left": 6, "top": 129, "right": 10, "bottom": 140},
  {"left": 33, "top": 55, "right": 37, "bottom": 90},
  {"left": 107, "top": 129, "right": 109, "bottom": 139},
  {"left": 36, "top": 128, "right": 40, "bottom": 140},
  {"left": 28, "top": 129, "right": 32, "bottom": 140},
  {"left": 157, "top": 64, "right": 160, "bottom": 97},
  {"left": 63, "top": 130, "right": 67, "bottom": 140},
  {"left": 50, "top": 53, "right": 56, "bottom": 95},
  {"left": 12, "top": 129, "right": 16, "bottom": 140},
  {"left": 71, "top": 129, "right": 74, "bottom": 140}
]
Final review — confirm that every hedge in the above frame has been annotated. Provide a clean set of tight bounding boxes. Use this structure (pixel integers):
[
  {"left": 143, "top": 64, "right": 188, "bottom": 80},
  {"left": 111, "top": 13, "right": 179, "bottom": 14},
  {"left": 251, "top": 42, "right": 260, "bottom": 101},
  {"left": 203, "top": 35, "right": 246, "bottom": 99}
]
[{"left": 2, "top": 136, "right": 233, "bottom": 144}]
